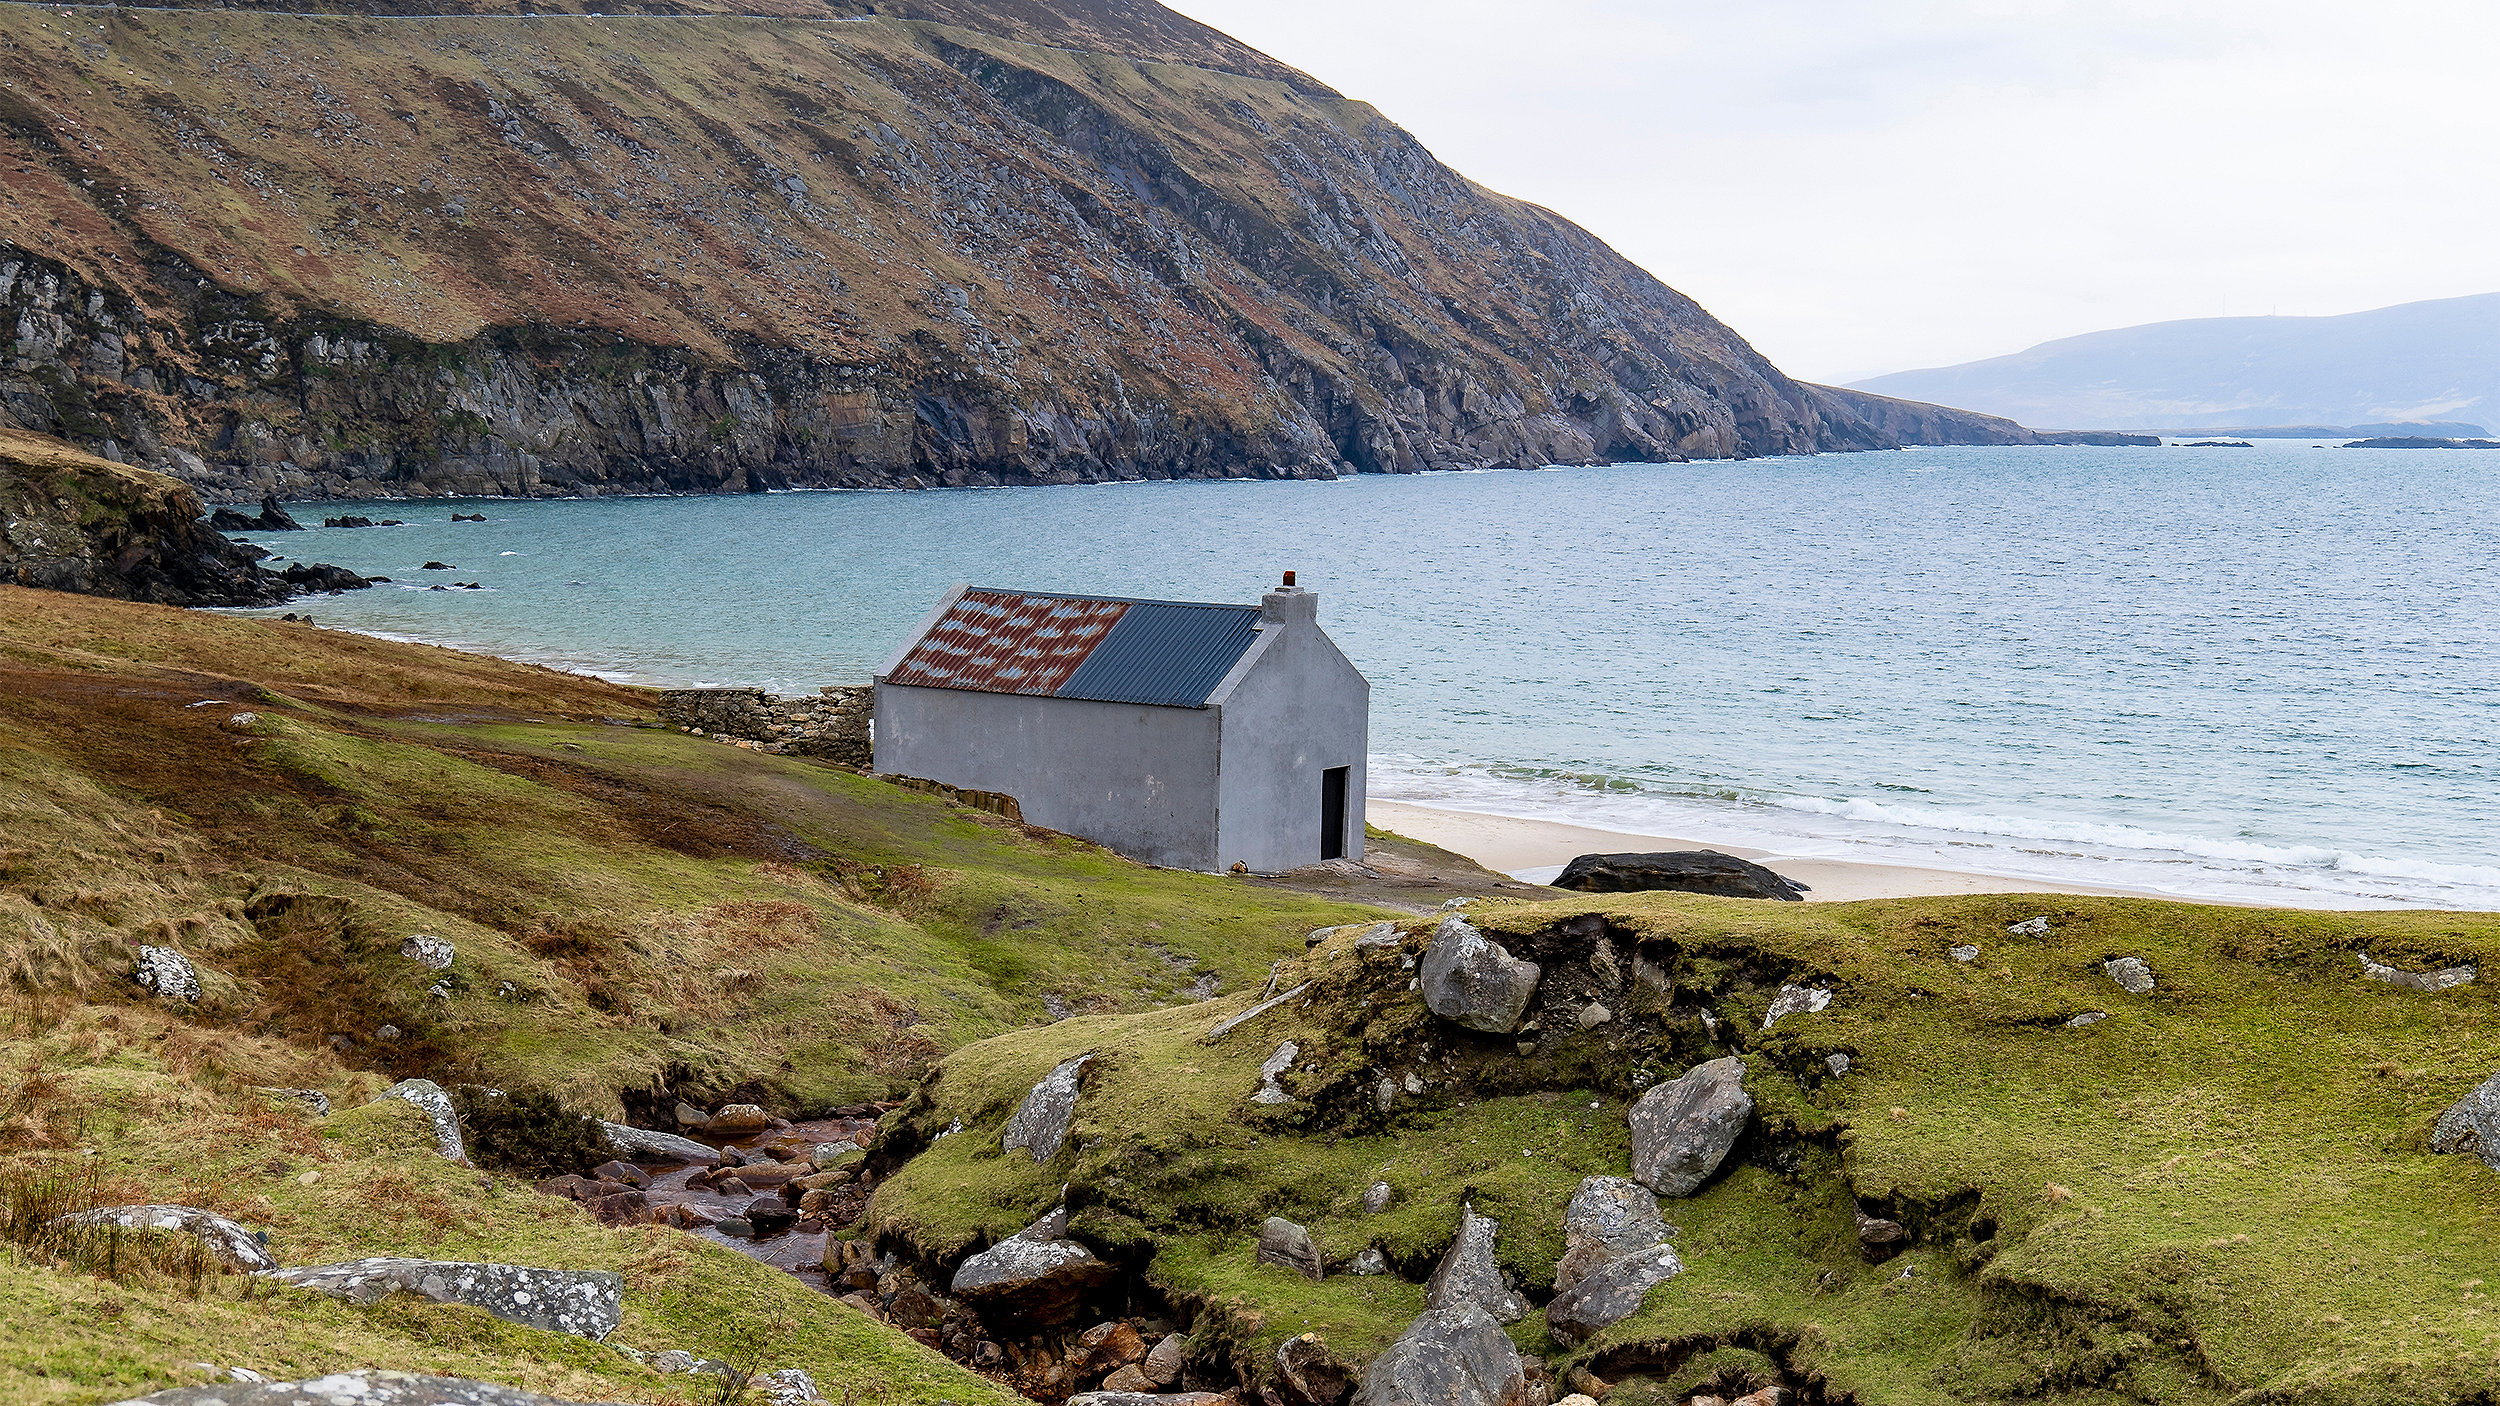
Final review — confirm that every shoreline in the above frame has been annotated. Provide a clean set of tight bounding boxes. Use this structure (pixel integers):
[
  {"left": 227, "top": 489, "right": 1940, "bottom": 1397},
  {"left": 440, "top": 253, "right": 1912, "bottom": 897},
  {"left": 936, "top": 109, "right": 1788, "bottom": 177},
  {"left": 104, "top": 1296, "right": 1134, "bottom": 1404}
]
[{"left": 1367, "top": 798, "right": 2194, "bottom": 904}]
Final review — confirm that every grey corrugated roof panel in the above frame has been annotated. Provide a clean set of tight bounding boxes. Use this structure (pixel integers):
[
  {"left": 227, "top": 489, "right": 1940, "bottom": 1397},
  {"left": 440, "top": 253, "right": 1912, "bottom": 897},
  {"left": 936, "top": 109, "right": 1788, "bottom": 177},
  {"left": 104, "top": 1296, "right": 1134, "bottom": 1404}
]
[{"left": 1055, "top": 601, "right": 1264, "bottom": 707}]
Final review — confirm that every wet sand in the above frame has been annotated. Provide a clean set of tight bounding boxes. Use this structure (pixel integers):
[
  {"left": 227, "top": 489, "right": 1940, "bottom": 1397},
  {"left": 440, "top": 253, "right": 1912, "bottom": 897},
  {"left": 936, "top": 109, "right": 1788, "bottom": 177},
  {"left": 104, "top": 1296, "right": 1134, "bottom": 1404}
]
[{"left": 1367, "top": 799, "right": 2163, "bottom": 903}]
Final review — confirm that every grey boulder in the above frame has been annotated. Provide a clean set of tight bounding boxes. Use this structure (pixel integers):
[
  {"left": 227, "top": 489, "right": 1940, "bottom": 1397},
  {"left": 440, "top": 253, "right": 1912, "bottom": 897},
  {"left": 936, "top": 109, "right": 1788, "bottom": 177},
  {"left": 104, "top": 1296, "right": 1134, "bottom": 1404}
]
[
  {"left": 1001, "top": 1053, "right": 1094, "bottom": 1163},
  {"left": 1760, "top": 984, "right": 1832, "bottom": 1030},
  {"left": 1554, "top": 1176, "right": 1668, "bottom": 1291},
  {"left": 2433, "top": 1071, "right": 2500, "bottom": 1171},
  {"left": 598, "top": 1121, "right": 718, "bottom": 1164},
  {"left": 400, "top": 934, "right": 456, "bottom": 970},
  {"left": 1630, "top": 1050, "right": 1750, "bottom": 1190},
  {"left": 263, "top": 1259, "right": 622, "bottom": 1339},
  {"left": 1352, "top": 1303, "right": 1527, "bottom": 1406},
  {"left": 1544, "top": 1242, "right": 1683, "bottom": 1346},
  {"left": 134, "top": 945, "right": 200, "bottom": 1002},
  {"left": 56, "top": 1205, "right": 277, "bottom": 1272},
  {"left": 375, "top": 1079, "right": 466, "bottom": 1163},
  {"left": 1252, "top": 1041, "right": 1299, "bottom": 1105},
  {"left": 110, "top": 1370, "right": 611, "bottom": 1406},
  {"left": 2104, "top": 956, "right": 2155, "bottom": 994},
  {"left": 1257, "top": 1215, "right": 1325, "bottom": 1281},
  {"left": 1419, "top": 918, "right": 1540, "bottom": 1034},
  {"left": 1424, "top": 1203, "right": 1524, "bottom": 1323},
  {"left": 948, "top": 1206, "right": 1116, "bottom": 1324},
  {"left": 1629, "top": 1056, "right": 1752, "bottom": 1197}
]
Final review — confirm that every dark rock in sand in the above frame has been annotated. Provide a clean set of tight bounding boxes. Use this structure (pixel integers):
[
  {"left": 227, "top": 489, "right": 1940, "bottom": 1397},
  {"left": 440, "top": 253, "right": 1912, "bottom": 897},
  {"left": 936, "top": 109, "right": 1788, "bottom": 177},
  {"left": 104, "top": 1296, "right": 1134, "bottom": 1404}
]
[{"left": 1552, "top": 851, "right": 1807, "bottom": 901}]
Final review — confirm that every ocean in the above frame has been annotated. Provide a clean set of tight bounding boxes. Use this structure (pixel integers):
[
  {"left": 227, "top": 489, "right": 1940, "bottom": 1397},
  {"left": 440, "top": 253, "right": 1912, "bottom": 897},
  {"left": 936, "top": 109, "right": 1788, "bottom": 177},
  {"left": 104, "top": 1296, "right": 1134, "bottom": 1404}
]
[{"left": 228, "top": 441, "right": 2500, "bottom": 910}]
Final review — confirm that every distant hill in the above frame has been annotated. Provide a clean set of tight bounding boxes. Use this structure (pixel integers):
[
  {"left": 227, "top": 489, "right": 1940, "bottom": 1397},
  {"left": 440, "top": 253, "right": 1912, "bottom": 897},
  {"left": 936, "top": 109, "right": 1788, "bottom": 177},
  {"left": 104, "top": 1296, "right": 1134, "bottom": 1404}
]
[{"left": 1850, "top": 293, "right": 2500, "bottom": 433}]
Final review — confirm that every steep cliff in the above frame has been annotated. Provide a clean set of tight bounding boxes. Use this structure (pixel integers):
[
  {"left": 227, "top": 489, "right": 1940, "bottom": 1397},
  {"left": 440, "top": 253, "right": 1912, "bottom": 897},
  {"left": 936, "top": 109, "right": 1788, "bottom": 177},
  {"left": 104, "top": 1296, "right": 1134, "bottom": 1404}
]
[
  {"left": 0, "top": 425, "right": 362, "bottom": 603},
  {"left": 0, "top": 2, "right": 2009, "bottom": 499}
]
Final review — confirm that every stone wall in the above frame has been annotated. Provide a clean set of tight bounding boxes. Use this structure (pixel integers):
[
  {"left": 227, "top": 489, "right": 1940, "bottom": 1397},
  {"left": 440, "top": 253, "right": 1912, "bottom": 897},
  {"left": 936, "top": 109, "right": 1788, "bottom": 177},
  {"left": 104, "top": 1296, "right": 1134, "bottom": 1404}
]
[{"left": 657, "top": 687, "right": 870, "bottom": 768}]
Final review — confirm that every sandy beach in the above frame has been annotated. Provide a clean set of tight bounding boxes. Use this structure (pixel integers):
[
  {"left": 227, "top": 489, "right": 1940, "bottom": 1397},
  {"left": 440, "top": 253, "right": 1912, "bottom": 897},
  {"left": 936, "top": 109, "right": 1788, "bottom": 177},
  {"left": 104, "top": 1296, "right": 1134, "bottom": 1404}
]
[{"left": 1368, "top": 799, "right": 2163, "bottom": 903}]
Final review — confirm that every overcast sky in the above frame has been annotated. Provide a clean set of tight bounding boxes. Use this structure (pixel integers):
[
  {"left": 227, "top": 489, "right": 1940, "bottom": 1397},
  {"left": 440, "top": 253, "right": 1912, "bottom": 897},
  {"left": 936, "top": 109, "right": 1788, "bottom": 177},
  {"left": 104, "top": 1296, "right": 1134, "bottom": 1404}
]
[{"left": 1164, "top": 0, "right": 2500, "bottom": 384}]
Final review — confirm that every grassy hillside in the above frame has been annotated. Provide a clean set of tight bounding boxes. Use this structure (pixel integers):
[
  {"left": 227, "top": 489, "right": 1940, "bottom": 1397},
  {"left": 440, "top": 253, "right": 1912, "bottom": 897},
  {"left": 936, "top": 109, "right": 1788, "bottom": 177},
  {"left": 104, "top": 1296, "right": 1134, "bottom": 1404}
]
[
  {"left": 3, "top": 590, "right": 2495, "bottom": 1404},
  {"left": 872, "top": 894, "right": 2500, "bottom": 1404}
]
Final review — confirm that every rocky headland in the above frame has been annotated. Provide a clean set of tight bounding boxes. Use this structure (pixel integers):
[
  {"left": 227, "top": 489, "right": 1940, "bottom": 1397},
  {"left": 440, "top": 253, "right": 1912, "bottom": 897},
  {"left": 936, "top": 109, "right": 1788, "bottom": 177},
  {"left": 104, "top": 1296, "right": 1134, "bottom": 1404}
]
[{"left": 0, "top": 1, "right": 2048, "bottom": 503}]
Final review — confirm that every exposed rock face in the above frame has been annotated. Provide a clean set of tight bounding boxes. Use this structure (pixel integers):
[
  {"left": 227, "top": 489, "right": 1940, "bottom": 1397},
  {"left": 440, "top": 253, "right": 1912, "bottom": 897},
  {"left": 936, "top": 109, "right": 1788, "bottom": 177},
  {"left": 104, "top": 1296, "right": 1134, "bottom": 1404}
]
[
  {"left": 0, "top": 8, "right": 2023, "bottom": 506},
  {"left": 1252, "top": 1041, "right": 1300, "bottom": 1105},
  {"left": 0, "top": 428, "right": 360, "bottom": 604},
  {"left": 1544, "top": 1242, "right": 1683, "bottom": 1346},
  {"left": 374, "top": 1079, "right": 466, "bottom": 1164},
  {"left": 134, "top": 945, "right": 201, "bottom": 1003},
  {"left": 1352, "top": 1303, "right": 1528, "bottom": 1406},
  {"left": 1424, "top": 1204, "right": 1524, "bottom": 1323},
  {"left": 2359, "top": 952, "right": 2476, "bottom": 992},
  {"left": 1628, "top": 1057, "right": 1752, "bottom": 1197},
  {"left": 2432, "top": 1072, "right": 2500, "bottom": 1172},
  {"left": 263, "top": 1259, "right": 623, "bottom": 1339},
  {"left": 399, "top": 935, "right": 455, "bottom": 971},
  {"left": 2105, "top": 957, "right": 2156, "bottom": 994},
  {"left": 1257, "top": 1216, "right": 1325, "bottom": 1281},
  {"left": 948, "top": 1206, "right": 1116, "bottom": 1324},
  {"left": 116, "top": 1370, "right": 610, "bottom": 1406},
  {"left": 57, "top": 1205, "right": 277, "bottom": 1272},
  {"left": 1419, "top": 918, "right": 1541, "bottom": 1034},
  {"left": 1761, "top": 984, "right": 1833, "bottom": 1030},
  {"left": 1002, "top": 1053, "right": 1094, "bottom": 1163},
  {"left": 1552, "top": 851, "right": 1807, "bottom": 902}
]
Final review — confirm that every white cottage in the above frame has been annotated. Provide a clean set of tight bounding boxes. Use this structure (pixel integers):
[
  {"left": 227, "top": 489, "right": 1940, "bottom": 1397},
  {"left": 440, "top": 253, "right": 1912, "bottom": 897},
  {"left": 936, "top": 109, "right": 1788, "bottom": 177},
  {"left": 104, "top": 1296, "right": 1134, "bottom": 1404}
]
[{"left": 871, "top": 575, "right": 1370, "bottom": 873}]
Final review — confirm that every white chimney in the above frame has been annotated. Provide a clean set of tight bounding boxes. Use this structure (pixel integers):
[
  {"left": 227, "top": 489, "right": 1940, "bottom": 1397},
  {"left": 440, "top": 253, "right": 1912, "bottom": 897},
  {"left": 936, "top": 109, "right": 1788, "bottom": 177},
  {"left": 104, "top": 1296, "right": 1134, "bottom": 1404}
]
[{"left": 1261, "top": 569, "right": 1317, "bottom": 627}]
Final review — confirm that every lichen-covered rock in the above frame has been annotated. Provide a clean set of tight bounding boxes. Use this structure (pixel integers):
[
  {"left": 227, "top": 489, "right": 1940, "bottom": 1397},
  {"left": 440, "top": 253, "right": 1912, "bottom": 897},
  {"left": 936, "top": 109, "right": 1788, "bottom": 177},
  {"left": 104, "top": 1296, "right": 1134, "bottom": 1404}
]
[
  {"left": 1544, "top": 1242, "right": 1684, "bottom": 1345},
  {"left": 262, "top": 1259, "right": 622, "bottom": 1339},
  {"left": 1352, "top": 1303, "right": 1527, "bottom": 1406},
  {"left": 1347, "top": 1247, "right": 1389, "bottom": 1276},
  {"left": 2105, "top": 956, "right": 2155, "bottom": 994},
  {"left": 2359, "top": 952, "right": 2476, "bottom": 992},
  {"left": 1628, "top": 1056, "right": 1752, "bottom": 1197},
  {"left": 1252, "top": 1041, "right": 1299, "bottom": 1105},
  {"left": 750, "top": 1369, "right": 818, "bottom": 1406},
  {"left": 598, "top": 1121, "right": 718, "bottom": 1164},
  {"left": 400, "top": 934, "right": 455, "bottom": 970},
  {"left": 1553, "top": 1176, "right": 1668, "bottom": 1292},
  {"left": 949, "top": 1207, "right": 1116, "bottom": 1324},
  {"left": 1363, "top": 1181, "right": 1394, "bottom": 1214},
  {"left": 1258, "top": 1216, "right": 1325, "bottom": 1281},
  {"left": 2008, "top": 916, "right": 2052, "bottom": 936},
  {"left": 111, "top": 1369, "right": 611, "bottom": 1406},
  {"left": 2433, "top": 1071, "right": 2500, "bottom": 1171},
  {"left": 374, "top": 1079, "right": 465, "bottom": 1163},
  {"left": 134, "top": 945, "right": 199, "bottom": 1002},
  {"left": 1001, "top": 1053, "right": 1093, "bottom": 1163},
  {"left": 1419, "top": 918, "right": 1540, "bottom": 1034},
  {"left": 1761, "top": 984, "right": 1832, "bottom": 1030},
  {"left": 57, "top": 1205, "right": 276, "bottom": 1272},
  {"left": 1424, "top": 1203, "right": 1523, "bottom": 1323}
]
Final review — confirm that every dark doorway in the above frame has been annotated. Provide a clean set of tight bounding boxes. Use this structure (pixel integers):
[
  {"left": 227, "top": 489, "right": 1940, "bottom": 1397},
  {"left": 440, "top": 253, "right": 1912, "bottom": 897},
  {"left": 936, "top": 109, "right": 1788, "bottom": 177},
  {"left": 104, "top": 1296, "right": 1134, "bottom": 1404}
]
[{"left": 1321, "top": 766, "right": 1349, "bottom": 861}]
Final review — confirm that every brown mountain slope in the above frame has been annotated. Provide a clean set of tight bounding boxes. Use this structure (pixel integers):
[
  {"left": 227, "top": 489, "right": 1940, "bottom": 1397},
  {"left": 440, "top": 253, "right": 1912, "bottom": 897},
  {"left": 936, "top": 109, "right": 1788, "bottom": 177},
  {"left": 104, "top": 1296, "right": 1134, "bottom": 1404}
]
[{"left": 0, "top": 3, "right": 2019, "bottom": 500}]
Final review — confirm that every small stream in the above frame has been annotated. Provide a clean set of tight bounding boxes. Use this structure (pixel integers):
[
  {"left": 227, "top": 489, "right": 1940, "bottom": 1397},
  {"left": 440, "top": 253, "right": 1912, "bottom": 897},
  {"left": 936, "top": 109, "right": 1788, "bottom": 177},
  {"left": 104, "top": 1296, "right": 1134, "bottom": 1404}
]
[{"left": 594, "top": 1113, "right": 884, "bottom": 1294}]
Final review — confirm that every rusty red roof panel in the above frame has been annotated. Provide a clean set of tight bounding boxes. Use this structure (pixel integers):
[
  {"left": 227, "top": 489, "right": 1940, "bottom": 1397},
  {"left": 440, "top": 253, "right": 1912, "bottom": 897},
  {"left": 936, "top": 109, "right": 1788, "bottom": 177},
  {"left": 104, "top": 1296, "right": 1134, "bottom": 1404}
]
[{"left": 886, "top": 589, "right": 1133, "bottom": 696}]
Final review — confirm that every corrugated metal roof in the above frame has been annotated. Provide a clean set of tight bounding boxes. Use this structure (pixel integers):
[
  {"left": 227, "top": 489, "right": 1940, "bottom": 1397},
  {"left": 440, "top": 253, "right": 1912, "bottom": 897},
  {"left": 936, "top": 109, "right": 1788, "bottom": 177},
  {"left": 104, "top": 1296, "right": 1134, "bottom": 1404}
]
[
  {"left": 883, "top": 587, "right": 1264, "bottom": 708},
  {"left": 1061, "top": 601, "right": 1265, "bottom": 707}
]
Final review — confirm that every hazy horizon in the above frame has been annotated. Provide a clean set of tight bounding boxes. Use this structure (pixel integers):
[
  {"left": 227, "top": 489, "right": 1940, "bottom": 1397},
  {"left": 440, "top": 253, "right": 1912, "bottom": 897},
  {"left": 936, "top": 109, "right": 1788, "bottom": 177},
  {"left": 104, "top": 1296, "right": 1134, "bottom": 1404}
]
[{"left": 1166, "top": 0, "right": 2500, "bottom": 385}]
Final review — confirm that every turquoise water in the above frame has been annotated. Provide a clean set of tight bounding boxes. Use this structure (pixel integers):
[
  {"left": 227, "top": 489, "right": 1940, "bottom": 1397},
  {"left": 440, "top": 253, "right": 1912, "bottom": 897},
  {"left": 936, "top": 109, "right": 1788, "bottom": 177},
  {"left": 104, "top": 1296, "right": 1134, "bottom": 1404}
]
[{"left": 231, "top": 442, "right": 2500, "bottom": 909}]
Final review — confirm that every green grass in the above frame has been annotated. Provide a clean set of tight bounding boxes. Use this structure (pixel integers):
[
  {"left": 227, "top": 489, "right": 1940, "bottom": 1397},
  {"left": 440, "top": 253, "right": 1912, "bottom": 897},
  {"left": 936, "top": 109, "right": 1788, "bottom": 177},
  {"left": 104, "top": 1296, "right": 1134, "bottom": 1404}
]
[{"left": 870, "top": 893, "right": 2500, "bottom": 1403}]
